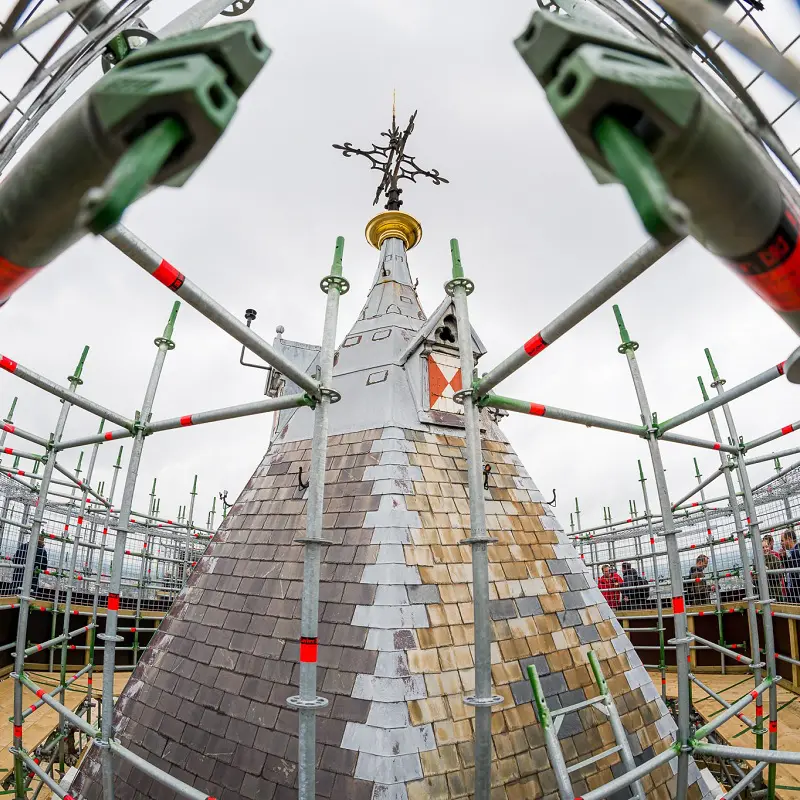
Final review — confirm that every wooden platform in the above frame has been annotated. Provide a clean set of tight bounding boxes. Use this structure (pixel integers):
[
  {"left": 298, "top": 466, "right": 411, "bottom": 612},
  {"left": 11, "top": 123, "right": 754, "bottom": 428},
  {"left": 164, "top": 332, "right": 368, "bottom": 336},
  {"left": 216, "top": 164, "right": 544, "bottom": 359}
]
[
  {"left": 0, "top": 671, "right": 130, "bottom": 795},
  {"left": 650, "top": 670, "right": 800, "bottom": 796}
]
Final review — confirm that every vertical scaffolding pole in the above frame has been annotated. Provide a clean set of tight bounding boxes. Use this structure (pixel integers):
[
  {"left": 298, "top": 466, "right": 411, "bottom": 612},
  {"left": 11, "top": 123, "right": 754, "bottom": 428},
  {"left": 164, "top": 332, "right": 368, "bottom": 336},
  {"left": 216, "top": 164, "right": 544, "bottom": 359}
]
[
  {"left": 612, "top": 305, "right": 691, "bottom": 797},
  {"left": 697, "top": 373, "right": 764, "bottom": 751},
  {"left": 694, "top": 457, "right": 726, "bottom": 674},
  {"left": 99, "top": 302, "right": 180, "bottom": 800},
  {"left": 450, "top": 239, "right": 502, "bottom": 800},
  {"left": 132, "top": 478, "right": 156, "bottom": 665},
  {"left": 638, "top": 460, "right": 667, "bottom": 701},
  {"left": 182, "top": 475, "right": 198, "bottom": 592},
  {"left": 86, "top": 445, "right": 123, "bottom": 727},
  {"left": 288, "top": 237, "right": 346, "bottom": 800},
  {"left": 58, "top": 424, "right": 103, "bottom": 773},
  {"left": 50, "top": 451, "right": 81, "bottom": 672},
  {"left": 706, "top": 349, "right": 778, "bottom": 800},
  {"left": 11, "top": 346, "right": 88, "bottom": 800}
]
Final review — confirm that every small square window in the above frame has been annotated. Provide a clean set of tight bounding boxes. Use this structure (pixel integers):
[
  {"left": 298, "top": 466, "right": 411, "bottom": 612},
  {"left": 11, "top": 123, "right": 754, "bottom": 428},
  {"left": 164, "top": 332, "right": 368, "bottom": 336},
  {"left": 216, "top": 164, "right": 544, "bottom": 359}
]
[{"left": 367, "top": 370, "right": 389, "bottom": 385}]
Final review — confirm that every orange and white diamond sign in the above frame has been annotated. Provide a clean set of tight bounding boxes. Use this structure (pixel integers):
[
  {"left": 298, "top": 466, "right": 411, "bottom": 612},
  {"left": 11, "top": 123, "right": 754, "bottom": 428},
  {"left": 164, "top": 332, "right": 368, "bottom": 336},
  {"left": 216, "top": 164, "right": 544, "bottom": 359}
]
[{"left": 428, "top": 352, "right": 463, "bottom": 414}]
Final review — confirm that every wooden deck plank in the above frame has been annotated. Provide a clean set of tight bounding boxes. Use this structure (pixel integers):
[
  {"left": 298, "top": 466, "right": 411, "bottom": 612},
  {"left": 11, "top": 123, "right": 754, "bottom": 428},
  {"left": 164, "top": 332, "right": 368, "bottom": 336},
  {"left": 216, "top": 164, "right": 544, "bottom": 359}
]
[
  {"left": 650, "top": 671, "right": 800, "bottom": 796},
  {"left": 0, "top": 671, "right": 130, "bottom": 794}
]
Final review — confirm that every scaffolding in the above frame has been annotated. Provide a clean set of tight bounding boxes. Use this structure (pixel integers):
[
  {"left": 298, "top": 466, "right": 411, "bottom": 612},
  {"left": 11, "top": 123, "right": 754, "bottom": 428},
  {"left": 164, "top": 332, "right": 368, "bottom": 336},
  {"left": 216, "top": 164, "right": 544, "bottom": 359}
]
[{"left": 1, "top": 0, "right": 800, "bottom": 799}]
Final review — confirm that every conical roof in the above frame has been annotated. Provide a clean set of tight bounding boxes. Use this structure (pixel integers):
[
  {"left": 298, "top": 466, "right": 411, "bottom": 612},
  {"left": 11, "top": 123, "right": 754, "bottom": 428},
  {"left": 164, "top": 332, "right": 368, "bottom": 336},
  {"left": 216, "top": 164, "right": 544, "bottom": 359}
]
[{"left": 74, "top": 220, "right": 714, "bottom": 800}]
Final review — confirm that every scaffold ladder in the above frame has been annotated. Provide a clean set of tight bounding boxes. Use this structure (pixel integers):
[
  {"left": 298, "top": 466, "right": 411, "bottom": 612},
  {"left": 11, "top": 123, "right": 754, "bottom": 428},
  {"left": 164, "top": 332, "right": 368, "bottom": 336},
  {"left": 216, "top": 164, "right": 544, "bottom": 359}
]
[{"left": 527, "top": 650, "right": 646, "bottom": 800}]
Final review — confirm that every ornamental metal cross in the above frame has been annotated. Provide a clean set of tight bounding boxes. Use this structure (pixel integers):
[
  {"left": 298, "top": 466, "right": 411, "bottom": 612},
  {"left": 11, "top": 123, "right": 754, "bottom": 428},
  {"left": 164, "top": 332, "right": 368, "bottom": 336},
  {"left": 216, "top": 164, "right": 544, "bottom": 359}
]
[{"left": 333, "top": 108, "right": 448, "bottom": 210}]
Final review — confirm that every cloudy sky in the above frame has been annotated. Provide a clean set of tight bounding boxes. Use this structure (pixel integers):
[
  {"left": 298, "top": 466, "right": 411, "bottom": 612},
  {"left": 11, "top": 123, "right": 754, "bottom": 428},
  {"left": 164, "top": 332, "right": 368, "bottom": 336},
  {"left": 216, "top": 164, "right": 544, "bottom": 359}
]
[{"left": 0, "top": 0, "right": 798, "bottom": 532}]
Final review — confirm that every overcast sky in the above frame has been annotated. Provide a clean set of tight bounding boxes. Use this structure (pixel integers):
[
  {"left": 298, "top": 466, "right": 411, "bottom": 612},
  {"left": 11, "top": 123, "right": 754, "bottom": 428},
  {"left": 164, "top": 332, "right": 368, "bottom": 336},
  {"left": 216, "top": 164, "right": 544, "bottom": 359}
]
[{"left": 0, "top": 0, "right": 798, "bottom": 531}]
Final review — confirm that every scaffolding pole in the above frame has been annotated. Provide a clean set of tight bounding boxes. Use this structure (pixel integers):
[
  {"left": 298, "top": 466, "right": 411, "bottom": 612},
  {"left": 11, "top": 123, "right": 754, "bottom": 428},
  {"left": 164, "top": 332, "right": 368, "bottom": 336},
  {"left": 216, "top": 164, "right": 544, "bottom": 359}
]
[
  {"left": 287, "top": 237, "right": 345, "bottom": 800},
  {"left": 449, "top": 239, "right": 502, "bottom": 800}
]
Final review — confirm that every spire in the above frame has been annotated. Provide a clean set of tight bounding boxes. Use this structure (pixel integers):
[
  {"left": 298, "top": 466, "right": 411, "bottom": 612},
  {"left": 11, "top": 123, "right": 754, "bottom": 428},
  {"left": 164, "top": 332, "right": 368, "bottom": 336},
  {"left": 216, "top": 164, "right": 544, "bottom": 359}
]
[{"left": 332, "top": 104, "right": 449, "bottom": 321}]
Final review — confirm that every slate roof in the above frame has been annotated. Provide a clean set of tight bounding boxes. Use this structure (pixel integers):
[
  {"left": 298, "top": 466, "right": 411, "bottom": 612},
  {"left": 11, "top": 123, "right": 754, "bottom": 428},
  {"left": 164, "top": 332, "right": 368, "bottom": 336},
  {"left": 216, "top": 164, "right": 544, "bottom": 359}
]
[{"left": 73, "top": 229, "right": 715, "bottom": 800}]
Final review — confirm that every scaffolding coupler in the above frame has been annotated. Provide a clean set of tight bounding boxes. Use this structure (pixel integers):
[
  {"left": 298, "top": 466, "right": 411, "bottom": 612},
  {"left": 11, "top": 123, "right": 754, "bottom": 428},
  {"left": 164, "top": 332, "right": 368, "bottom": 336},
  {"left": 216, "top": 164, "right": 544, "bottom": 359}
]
[
  {"left": 0, "top": 21, "right": 271, "bottom": 305},
  {"left": 515, "top": 10, "right": 800, "bottom": 383}
]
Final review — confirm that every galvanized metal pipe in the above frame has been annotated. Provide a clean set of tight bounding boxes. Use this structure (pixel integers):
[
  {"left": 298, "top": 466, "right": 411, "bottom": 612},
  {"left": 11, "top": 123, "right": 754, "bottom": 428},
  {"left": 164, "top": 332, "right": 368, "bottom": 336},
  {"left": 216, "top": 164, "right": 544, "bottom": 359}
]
[
  {"left": 11, "top": 348, "right": 86, "bottom": 800},
  {"left": 745, "top": 421, "right": 800, "bottom": 451},
  {"left": 726, "top": 449, "right": 780, "bottom": 797},
  {"left": 697, "top": 373, "right": 765, "bottom": 754},
  {"left": 689, "top": 674, "right": 755, "bottom": 728},
  {"left": 288, "top": 238, "right": 344, "bottom": 800},
  {"left": 638, "top": 460, "right": 667, "bottom": 700},
  {"left": 475, "top": 236, "right": 680, "bottom": 396},
  {"left": 745, "top": 445, "right": 800, "bottom": 466},
  {"left": 613, "top": 305, "right": 691, "bottom": 797},
  {"left": 449, "top": 240, "right": 501, "bottom": 800},
  {"left": 694, "top": 676, "right": 773, "bottom": 740},
  {"left": 659, "top": 362, "right": 786, "bottom": 434},
  {"left": 670, "top": 465, "right": 725, "bottom": 510},
  {"left": 99, "top": 303, "right": 179, "bottom": 800},
  {"left": 0, "top": 355, "right": 132, "bottom": 430},
  {"left": 104, "top": 225, "right": 321, "bottom": 398}
]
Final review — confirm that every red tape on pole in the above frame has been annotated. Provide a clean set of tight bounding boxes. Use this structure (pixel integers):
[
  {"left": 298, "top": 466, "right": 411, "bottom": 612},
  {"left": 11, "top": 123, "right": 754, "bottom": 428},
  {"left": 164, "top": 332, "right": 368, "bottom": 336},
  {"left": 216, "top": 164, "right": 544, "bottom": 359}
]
[
  {"left": 729, "top": 202, "right": 800, "bottom": 312},
  {"left": 2, "top": 423, "right": 13, "bottom": 433},
  {"left": 782, "top": 424, "right": 794, "bottom": 435},
  {"left": 0, "top": 355, "right": 18, "bottom": 373},
  {"left": 673, "top": 596, "right": 685, "bottom": 614},
  {"left": 523, "top": 333, "right": 548, "bottom": 358},
  {"left": 13, "top": 725, "right": 22, "bottom": 738},
  {"left": 152, "top": 260, "right": 185, "bottom": 292},
  {"left": 107, "top": 593, "right": 120, "bottom": 611},
  {"left": 299, "top": 636, "right": 318, "bottom": 663},
  {"left": 713, "top": 443, "right": 721, "bottom": 450},
  {"left": 104, "top": 432, "right": 113, "bottom": 440},
  {"left": 769, "top": 720, "right": 778, "bottom": 733},
  {"left": 180, "top": 415, "right": 193, "bottom": 427},
  {"left": 529, "top": 403, "right": 546, "bottom": 416},
  {"left": 0, "top": 258, "right": 39, "bottom": 305}
]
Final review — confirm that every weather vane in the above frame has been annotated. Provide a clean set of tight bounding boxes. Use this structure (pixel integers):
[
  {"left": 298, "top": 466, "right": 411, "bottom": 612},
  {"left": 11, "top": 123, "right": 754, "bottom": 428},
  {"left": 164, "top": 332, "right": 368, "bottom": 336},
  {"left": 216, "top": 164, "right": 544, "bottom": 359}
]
[{"left": 332, "top": 97, "right": 448, "bottom": 211}]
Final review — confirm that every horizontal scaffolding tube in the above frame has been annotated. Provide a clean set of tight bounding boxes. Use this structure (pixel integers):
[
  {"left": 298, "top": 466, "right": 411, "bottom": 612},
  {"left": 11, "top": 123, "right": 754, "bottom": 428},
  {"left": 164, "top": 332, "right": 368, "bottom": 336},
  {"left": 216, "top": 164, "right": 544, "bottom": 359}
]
[
  {"left": 694, "top": 677, "right": 773, "bottom": 740},
  {"left": 51, "top": 462, "right": 109, "bottom": 507},
  {"left": 13, "top": 748, "right": 70, "bottom": 799},
  {"left": 0, "top": 357, "right": 133, "bottom": 431},
  {"left": 724, "top": 762, "right": 768, "bottom": 800},
  {"left": 480, "top": 394, "right": 645, "bottom": 436},
  {"left": 55, "top": 428, "right": 133, "bottom": 452},
  {"left": 690, "top": 674, "right": 756, "bottom": 728},
  {"left": 474, "top": 237, "right": 681, "bottom": 396},
  {"left": 659, "top": 362, "right": 786, "bottom": 434},
  {"left": 146, "top": 393, "right": 310, "bottom": 433},
  {"left": 105, "top": 225, "right": 322, "bottom": 398},
  {"left": 16, "top": 672, "right": 98, "bottom": 737},
  {"left": 19, "top": 624, "right": 95, "bottom": 657},
  {"left": 21, "top": 663, "right": 92, "bottom": 720},
  {"left": 745, "top": 420, "right": 800, "bottom": 451},
  {"left": 658, "top": 430, "right": 739, "bottom": 455},
  {"left": 1, "top": 424, "right": 49, "bottom": 449},
  {"left": 745, "top": 445, "right": 800, "bottom": 466},
  {"left": 693, "top": 742, "right": 800, "bottom": 766},
  {"left": 670, "top": 467, "right": 726, "bottom": 510}
]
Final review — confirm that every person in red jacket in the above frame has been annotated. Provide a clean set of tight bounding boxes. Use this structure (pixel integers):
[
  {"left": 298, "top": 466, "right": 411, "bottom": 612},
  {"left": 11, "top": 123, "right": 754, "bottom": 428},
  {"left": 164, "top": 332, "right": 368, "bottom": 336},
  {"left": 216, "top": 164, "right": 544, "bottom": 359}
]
[{"left": 598, "top": 563, "right": 623, "bottom": 609}]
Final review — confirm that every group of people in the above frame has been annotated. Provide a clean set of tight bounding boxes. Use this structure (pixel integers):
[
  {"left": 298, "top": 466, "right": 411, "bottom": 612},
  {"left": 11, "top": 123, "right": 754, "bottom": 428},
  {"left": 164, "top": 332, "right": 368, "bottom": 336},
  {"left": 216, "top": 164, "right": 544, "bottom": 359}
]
[
  {"left": 597, "top": 562, "right": 650, "bottom": 609},
  {"left": 597, "top": 528, "right": 800, "bottom": 611},
  {"left": 763, "top": 530, "right": 800, "bottom": 603}
]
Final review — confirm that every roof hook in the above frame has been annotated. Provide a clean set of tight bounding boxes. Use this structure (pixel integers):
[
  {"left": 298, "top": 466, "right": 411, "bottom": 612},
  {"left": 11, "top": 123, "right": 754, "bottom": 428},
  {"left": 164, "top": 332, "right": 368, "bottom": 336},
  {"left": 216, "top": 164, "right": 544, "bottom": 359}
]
[
  {"left": 545, "top": 489, "right": 557, "bottom": 507},
  {"left": 298, "top": 466, "right": 309, "bottom": 490},
  {"left": 219, "top": 490, "right": 232, "bottom": 511},
  {"left": 483, "top": 464, "right": 491, "bottom": 490}
]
